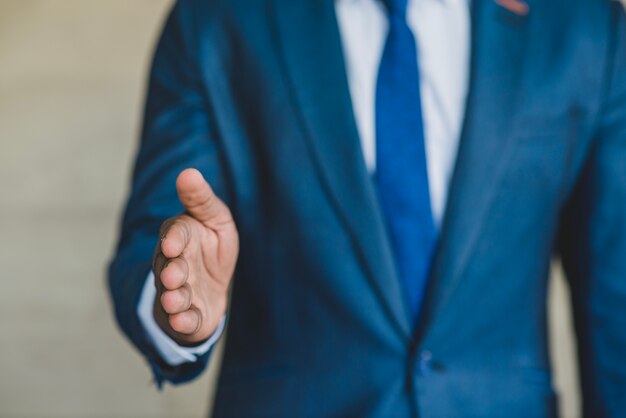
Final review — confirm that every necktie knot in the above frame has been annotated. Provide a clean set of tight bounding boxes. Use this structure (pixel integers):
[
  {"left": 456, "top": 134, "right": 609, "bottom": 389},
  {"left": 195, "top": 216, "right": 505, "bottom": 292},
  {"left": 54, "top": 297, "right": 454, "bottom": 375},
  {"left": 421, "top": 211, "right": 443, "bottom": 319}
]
[{"left": 381, "top": 0, "right": 408, "bottom": 18}]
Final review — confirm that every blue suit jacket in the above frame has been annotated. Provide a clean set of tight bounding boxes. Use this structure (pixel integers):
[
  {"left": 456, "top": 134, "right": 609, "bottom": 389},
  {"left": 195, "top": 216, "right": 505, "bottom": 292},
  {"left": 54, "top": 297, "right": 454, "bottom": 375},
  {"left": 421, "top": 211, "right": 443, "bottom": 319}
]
[{"left": 108, "top": 0, "right": 626, "bottom": 416}]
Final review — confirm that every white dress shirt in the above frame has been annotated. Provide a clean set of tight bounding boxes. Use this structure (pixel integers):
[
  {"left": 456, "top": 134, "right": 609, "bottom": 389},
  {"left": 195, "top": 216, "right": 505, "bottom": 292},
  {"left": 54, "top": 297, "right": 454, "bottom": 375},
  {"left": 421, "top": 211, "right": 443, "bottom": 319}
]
[{"left": 138, "top": 0, "right": 471, "bottom": 366}]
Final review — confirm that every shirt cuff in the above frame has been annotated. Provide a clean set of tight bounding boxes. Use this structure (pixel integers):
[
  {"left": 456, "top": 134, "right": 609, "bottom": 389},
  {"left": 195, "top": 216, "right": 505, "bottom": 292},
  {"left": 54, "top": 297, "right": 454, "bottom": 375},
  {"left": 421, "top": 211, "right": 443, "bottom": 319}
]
[{"left": 137, "top": 271, "right": 226, "bottom": 366}]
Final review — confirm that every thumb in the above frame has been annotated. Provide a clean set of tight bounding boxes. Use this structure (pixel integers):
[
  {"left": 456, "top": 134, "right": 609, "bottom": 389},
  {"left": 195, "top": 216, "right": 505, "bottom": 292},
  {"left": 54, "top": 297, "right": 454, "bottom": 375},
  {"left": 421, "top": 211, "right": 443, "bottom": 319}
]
[{"left": 176, "top": 168, "right": 228, "bottom": 225}]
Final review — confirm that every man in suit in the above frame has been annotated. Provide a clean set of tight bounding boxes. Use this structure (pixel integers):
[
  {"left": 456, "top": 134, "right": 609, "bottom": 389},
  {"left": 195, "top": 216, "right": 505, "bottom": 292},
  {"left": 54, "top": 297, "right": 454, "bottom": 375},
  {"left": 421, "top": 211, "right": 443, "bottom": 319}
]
[{"left": 108, "top": 0, "right": 626, "bottom": 415}]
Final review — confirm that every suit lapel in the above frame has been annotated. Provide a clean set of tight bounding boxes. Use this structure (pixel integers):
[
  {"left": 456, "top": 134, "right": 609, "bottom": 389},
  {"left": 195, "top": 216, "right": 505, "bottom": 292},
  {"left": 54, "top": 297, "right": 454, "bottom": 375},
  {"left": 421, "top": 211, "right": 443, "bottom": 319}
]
[
  {"left": 271, "top": 0, "right": 413, "bottom": 338},
  {"left": 417, "top": 0, "right": 533, "bottom": 340}
]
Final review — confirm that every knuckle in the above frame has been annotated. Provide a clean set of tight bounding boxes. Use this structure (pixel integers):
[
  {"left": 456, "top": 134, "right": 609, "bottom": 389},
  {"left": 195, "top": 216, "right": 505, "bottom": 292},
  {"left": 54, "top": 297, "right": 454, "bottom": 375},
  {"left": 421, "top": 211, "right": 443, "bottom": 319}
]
[
  {"left": 160, "top": 287, "right": 191, "bottom": 314},
  {"left": 169, "top": 311, "right": 197, "bottom": 334},
  {"left": 160, "top": 262, "right": 177, "bottom": 286},
  {"left": 159, "top": 217, "right": 176, "bottom": 237},
  {"left": 161, "top": 258, "right": 189, "bottom": 289},
  {"left": 168, "top": 315, "right": 184, "bottom": 332},
  {"left": 160, "top": 291, "right": 174, "bottom": 311},
  {"left": 161, "top": 230, "right": 184, "bottom": 256},
  {"left": 189, "top": 189, "right": 214, "bottom": 210},
  {"left": 161, "top": 291, "right": 180, "bottom": 312}
]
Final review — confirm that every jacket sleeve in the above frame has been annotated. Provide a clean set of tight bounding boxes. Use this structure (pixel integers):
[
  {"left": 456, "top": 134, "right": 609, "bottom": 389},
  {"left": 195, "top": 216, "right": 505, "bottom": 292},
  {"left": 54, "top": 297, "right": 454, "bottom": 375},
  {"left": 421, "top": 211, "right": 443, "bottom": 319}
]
[
  {"left": 107, "top": 0, "right": 230, "bottom": 387},
  {"left": 557, "top": 5, "right": 626, "bottom": 416}
]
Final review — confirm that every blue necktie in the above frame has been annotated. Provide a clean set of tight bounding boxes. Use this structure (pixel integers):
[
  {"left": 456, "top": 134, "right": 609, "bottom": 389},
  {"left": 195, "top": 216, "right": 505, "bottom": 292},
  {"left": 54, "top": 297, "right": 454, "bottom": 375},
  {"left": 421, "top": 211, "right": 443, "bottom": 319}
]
[{"left": 375, "top": 0, "right": 437, "bottom": 323}]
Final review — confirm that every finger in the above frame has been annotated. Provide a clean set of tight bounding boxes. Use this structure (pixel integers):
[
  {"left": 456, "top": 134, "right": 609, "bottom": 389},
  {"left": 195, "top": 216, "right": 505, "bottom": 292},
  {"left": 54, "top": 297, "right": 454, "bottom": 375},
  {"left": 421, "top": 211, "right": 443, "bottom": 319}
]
[
  {"left": 159, "top": 256, "right": 189, "bottom": 290},
  {"left": 176, "top": 168, "right": 231, "bottom": 226},
  {"left": 152, "top": 251, "right": 169, "bottom": 276},
  {"left": 160, "top": 218, "right": 192, "bottom": 259},
  {"left": 160, "top": 284, "right": 192, "bottom": 315},
  {"left": 168, "top": 306, "right": 202, "bottom": 335}
]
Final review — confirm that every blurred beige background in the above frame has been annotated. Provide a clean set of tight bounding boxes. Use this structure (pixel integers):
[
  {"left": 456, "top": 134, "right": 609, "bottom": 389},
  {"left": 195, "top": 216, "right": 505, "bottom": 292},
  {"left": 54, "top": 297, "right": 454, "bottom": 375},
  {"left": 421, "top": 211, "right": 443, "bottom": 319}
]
[{"left": 0, "top": 1, "right": 579, "bottom": 417}]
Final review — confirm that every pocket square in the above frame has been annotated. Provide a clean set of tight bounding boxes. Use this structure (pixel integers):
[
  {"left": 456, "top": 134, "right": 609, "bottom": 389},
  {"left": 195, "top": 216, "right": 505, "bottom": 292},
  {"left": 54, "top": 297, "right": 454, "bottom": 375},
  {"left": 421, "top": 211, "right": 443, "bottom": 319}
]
[{"left": 495, "top": 0, "right": 529, "bottom": 16}]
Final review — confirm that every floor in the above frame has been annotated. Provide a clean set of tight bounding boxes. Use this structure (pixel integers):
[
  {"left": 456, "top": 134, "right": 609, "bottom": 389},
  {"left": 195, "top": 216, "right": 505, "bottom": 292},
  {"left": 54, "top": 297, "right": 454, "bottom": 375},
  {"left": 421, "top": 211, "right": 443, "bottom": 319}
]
[{"left": 0, "top": 1, "right": 579, "bottom": 416}]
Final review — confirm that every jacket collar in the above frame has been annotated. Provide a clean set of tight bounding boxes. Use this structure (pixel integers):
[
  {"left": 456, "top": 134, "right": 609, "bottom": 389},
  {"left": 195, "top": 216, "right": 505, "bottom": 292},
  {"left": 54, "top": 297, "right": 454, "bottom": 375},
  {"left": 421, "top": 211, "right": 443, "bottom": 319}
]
[{"left": 270, "top": 0, "right": 532, "bottom": 342}]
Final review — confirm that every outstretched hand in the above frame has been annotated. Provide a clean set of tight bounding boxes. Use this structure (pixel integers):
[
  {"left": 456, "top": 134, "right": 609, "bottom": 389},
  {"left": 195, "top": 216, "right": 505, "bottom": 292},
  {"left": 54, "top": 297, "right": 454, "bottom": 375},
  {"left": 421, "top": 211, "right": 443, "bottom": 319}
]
[{"left": 152, "top": 168, "right": 239, "bottom": 345}]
